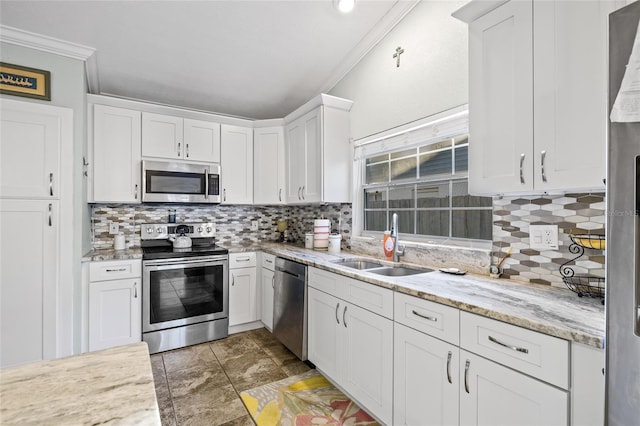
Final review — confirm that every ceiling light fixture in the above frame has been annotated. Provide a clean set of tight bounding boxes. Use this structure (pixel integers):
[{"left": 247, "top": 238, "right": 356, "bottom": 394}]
[{"left": 334, "top": 0, "right": 355, "bottom": 13}]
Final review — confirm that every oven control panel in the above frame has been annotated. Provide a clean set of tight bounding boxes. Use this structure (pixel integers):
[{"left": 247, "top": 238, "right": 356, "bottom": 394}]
[{"left": 141, "top": 222, "right": 215, "bottom": 240}]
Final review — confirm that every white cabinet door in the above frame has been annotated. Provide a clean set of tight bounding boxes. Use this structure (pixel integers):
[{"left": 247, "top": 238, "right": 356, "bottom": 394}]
[
  {"left": 0, "top": 199, "right": 58, "bottom": 367},
  {"left": 307, "top": 287, "right": 343, "bottom": 381},
  {"left": 468, "top": 0, "right": 534, "bottom": 195},
  {"left": 285, "top": 118, "right": 305, "bottom": 203},
  {"left": 342, "top": 301, "right": 393, "bottom": 425},
  {"left": 92, "top": 105, "right": 141, "bottom": 203},
  {"left": 254, "top": 126, "right": 285, "bottom": 204},
  {"left": 394, "top": 323, "right": 459, "bottom": 426},
  {"left": 459, "top": 350, "right": 569, "bottom": 426},
  {"left": 89, "top": 278, "right": 141, "bottom": 351},
  {"left": 141, "top": 112, "right": 184, "bottom": 159},
  {"left": 229, "top": 267, "right": 257, "bottom": 326},
  {"left": 0, "top": 100, "right": 61, "bottom": 199},
  {"left": 260, "top": 267, "right": 275, "bottom": 331},
  {"left": 183, "top": 118, "right": 220, "bottom": 163},
  {"left": 533, "top": 0, "right": 612, "bottom": 192},
  {"left": 571, "top": 344, "right": 605, "bottom": 426},
  {"left": 300, "top": 108, "right": 322, "bottom": 203},
  {"left": 221, "top": 124, "right": 253, "bottom": 204}
]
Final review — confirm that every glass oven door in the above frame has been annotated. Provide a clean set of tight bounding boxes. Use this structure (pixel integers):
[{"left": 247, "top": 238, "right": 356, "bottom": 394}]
[{"left": 142, "top": 255, "right": 228, "bottom": 332}]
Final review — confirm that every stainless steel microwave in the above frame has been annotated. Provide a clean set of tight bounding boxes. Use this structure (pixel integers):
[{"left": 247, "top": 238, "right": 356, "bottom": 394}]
[{"left": 142, "top": 160, "right": 220, "bottom": 203}]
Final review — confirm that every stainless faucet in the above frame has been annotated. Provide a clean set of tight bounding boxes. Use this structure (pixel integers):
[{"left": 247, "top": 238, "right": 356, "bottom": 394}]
[{"left": 391, "top": 213, "right": 405, "bottom": 262}]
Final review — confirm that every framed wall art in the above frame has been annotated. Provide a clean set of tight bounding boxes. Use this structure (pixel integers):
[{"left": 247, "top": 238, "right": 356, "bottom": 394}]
[{"left": 0, "top": 62, "right": 51, "bottom": 101}]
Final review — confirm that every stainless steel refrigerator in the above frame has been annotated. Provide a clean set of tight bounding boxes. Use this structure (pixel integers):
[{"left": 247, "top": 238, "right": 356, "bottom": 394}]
[{"left": 607, "top": 1, "right": 640, "bottom": 423}]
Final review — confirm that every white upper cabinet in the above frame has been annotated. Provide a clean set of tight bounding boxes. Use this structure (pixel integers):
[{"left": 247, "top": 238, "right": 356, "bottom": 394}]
[
  {"left": 284, "top": 95, "right": 352, "bottom": 204},
  {"left": 142, "top": 112, "right": 220, "bottom": 163},
  {"left": 91, "top": 105, "right": 142, "bottom": 203},
  {"left": 254, "top": 126, "right": 285, "bottom": 205},
  {"left": 221, "top": 124, "right": 253, "bottom": 204},
  {"left": 1, "top": 102, "right": 61, "bottom": 199},
  {"left": 455, "top": 0, "right": 614, "bottom": 195}
]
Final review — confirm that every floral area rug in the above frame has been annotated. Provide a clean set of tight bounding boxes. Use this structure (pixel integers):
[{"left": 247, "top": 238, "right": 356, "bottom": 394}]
[{"left": 239, "top": 369, "right": 379, "bottom": 426}]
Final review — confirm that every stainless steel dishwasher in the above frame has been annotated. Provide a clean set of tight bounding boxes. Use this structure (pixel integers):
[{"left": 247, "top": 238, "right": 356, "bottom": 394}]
[{"left": 273, "top": 257, "right": 307, "bottom": 360}]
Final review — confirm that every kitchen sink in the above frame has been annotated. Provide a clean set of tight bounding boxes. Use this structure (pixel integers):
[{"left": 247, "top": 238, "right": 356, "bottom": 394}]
[
  {"left": 368, "top": 266, "right": 433, "bottom": 277},
  {"left": 332, "top": 259, "right": 384, "bottom": 270}
]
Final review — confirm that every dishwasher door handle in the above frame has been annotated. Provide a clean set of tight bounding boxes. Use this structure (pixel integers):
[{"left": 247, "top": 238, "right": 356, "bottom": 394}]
[{"left": 276, "top": 268, "right": 304, "bottom": 280}]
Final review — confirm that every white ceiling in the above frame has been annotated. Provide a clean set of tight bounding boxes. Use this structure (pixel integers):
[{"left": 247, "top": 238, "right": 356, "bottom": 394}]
[{"left": 0, "top": 0, "right": 417, "bottom": 120}]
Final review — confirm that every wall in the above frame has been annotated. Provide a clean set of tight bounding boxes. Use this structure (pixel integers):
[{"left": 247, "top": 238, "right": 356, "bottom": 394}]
[
  {"left": 0, "top": 42, "right": 88, "bottom": 353},
  {"left": 91, "top": 203, "right": 352, "bottom": 250},
  {"left": 329, "top": 0, "right": 468, "bottom": 140}
]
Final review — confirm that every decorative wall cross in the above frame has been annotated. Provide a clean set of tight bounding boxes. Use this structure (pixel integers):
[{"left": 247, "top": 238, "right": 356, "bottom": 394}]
[{"left": 393, "top": 46, "right": 404, "bottom": 67}]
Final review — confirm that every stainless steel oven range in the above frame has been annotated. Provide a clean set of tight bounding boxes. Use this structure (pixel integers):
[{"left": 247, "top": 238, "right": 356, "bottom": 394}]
[{"left": 141, "top": 222, "right": 228, "bottom": 354}]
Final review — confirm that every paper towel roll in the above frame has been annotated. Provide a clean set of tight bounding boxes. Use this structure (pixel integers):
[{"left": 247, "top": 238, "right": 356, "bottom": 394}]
[
  {"left": 114, "top": 233, "right": 126, "bottom": 250},
  {"left": 313, "top": 219, "right": 330, "bottom": 250}
]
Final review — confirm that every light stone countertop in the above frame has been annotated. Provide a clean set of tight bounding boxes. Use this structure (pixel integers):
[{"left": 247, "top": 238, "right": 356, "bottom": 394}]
[
  {"left": 0, "top": 342, "right": 161, "bottom": 425},
  {"left": 81, "top": 241, "right": 605, "bottom": 348}
]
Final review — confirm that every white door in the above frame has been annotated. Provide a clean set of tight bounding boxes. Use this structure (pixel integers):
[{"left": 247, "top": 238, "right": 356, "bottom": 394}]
[
  {"left": 307, "top": 287, "right": 343, "bottom": 380},
  {"left": 468, "top": 0, "right": 534, "bottom": 195},
  {"left": 141, "top": 112, "right": 183, "bottom": 159},
  {"left": 394, "top": 323, "right": 459, "bottom": 426},
  {"left": 285, "top": 119, "right": 304, "bottom": 203},
  {"left": 229, "top": 267, "right": 257, "bottom": 326},
  {"left": 533, "top": 0, "right": 612, "bottom": 192},
  {"left": 260, "top": 267, "right": 275, "bottom": 330},
  {"left": 183, "top": 118, "right": 220, "bottom": 163},
  {"left": 0, "top": 100, "right": 61, "bottom": 198},
  {"left": 0, "top": 199, "right": 58, "bottom": 367},
  {"left": 254, "top": 126, "right": 285, "bottom": 204},
  {"left": 89, "top": 278, "right": 141, "bottom": 351},
  {"left": 92, "top": 105, "right": 141, "bottom": 203},
  {"left": 221, "top": 124, "right": 253, "bottom": 204},
  {"left": 342, "top": 301, "right": 393, "bottom": 425},
  {"left": 459, "top": 350, "right": 569, "bottom": 426},
  {"left": 301, "top": 108, "right": 322, "bottom": 203}
]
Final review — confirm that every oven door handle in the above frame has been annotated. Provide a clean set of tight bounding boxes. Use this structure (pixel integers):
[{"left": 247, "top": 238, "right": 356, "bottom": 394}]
[{"left": 144, "top": 257, "right": 227, "bottom": 269}]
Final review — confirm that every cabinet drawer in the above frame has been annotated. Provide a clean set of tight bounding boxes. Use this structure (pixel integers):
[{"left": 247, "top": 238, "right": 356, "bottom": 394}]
[
  {"left": 261, "top": 252, "right": 276, "bottom": 271},
  {"left": 308, "top": 266, "right": 341, "bottom": 295},
  {"left": 229, "top": 252, "right": 256, "bottom": 269},
  {"left": 394, "top": 292, "right": 459, "bottom": 345},
  {"left": 460, "top": 311, "right": 569, "bottom": 389},
  {"left": 89, "top": 259, "right": 141, "bottom": 282}
]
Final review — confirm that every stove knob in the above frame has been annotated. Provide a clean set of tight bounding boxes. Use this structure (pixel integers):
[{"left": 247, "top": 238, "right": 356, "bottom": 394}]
[
  {"left": 197, "top": 227, "right": 203, "bottom": 233},
  {"left": 206, "top": 226, "right": 212, "bottom": 233},
  {"left": 156, "top": 227, "right": 163, "bottom": 234},
  {"left": 146, "top": 228, "right": 154, "bottom": 234}
]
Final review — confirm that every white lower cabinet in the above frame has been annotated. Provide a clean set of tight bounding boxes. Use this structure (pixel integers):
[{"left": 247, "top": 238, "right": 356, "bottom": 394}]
[
  {"left": 88, "top": 260, "right": 141, "bottom": 351},
  {"left": 229, "top": 252, "right": 258, "bottom": 326},
  {"left": 394, "top": 323, "right": 459, "bottom": 426},
  {"left": 308, "top": 272, "right": 393, "bottom": 425},
  {"left": 459, "top": 349, "right": 569, "bottom": 426}
]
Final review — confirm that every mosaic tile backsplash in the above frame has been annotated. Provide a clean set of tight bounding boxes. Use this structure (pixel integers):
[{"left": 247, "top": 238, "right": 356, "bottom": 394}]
[{"left": 91, "top": 191, "right": 605, "bottom": 290}]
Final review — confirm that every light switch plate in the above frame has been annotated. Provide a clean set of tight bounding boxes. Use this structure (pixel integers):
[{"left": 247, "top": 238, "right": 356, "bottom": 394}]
[
  {"left": 251, "top": 221, "right": 259, "bottom": 231},
  {"left": 529, "top": 224, "right": 559, "bottom": 250}
]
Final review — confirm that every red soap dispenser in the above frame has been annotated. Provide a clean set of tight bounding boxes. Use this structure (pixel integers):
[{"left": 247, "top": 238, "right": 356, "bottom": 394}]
[{"left": 383, "top": 230, "right": 395, "bottom": 260}]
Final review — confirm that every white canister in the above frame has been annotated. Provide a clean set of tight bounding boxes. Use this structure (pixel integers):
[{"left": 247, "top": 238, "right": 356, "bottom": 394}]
[
  {"left": 305, "top": 232, "right": 314, "bottom": 249},
  {"left": 328, "top": 234, "right": 342, "bottom": 253},
  {"left": 114, "top": 233, "right": 126, "bottom": 250},
  {"left": 313, "top": 219, "right": 331, "bottom": 250}
]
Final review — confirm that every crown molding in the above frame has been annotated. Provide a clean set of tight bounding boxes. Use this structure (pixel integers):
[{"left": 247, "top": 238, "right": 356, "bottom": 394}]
[{"left": 0, "top": 25, "right": 100, "bottom": 92}]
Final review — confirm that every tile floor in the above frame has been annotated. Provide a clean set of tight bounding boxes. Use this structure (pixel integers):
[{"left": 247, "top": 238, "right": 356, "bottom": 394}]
[{"left": 150, "top": 327, "right": 312, "bottom": 426}]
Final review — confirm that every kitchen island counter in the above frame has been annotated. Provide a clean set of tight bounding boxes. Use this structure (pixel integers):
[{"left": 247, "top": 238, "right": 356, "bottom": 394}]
[
  {"left": 0, "top": 342, "right": 160, "bottom": 425},
  {"left": 259, "top": 243, "right": 605, "bottom": 348}
]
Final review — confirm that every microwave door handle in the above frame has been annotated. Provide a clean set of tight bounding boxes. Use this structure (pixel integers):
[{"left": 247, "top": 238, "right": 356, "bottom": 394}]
[{"left": 205, "top": 169, "right": 209, "bottom": 200}]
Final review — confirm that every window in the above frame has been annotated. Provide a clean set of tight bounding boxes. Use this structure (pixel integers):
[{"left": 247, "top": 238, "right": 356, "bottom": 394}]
[{"left": 356, "top": 107, "right": 492, "bottom": 242}]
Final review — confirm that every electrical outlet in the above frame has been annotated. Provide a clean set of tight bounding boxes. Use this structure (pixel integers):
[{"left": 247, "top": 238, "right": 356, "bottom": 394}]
[
  {"left": 529, "top": 225, "right": 559, "bottom": 250},
  {"left": 108, "top": 222, "right": 119, "bottom": 235},
  {"left": 251, "top": 220, "right": 259, "bottom": 231}
]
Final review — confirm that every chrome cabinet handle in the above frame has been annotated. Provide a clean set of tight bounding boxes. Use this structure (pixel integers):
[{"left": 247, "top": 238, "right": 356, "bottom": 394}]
[
  {"left": 520, "top": 153, "right": 525, "bottom": 184},
  {"left": 265, "top": 258, "right": 273, "bottom": 264},
  {"left": 297, "top": 186, "right": 302, "bottom": 200},
  {"left": 279, "top": 188, "right": 282, "bottom": 202},
  {"left": 49, "top": 173, "right": 53, "bottom": 196},
  {"left": 133, "top": 282, "right": 137, "bottom": 298},
  {"left": 301, "top": 186, "right": 305, "bottom": 200},
  {"left": 446, "top": 351, "right": 453, "bottom": 384},
  {"left": 177, "top": 142, "right": 181, "bottom": 157},
  {"left": 186, "top": 143, "right": 189, "bottom": 158},
  {"left": 412, "top": 309, "right": 438, "bottom": 322},
  {"left": 464, "top": 359, "right": 470, "bottom": 393},
  {"left": 343, "top": 305, "right": 347, "bottom": 328},
  {"left": 223, "top": 188, "right": 227, "bottom": 202},
  {"left": 488, "top": 335, "right": 529, "bottom": 354},
  {"left": 335, "top": 302, "right": 340, "bottom": 324},
  {"left": 134, "top": 184, "right": 139, "bottom": 200},
  {"left": 236, "top": 257, "right": 251, "bottom": 262},
  {"left": 106, "top": 268, "right": 127, "bottom": 272},
  {"left": 541, "top": 150, "right": 547, "bottom": 183},
  {"left": 232, "top": 275, "right": 235, "bottom": 286},
  {"left": 271, "top": 276, "right": 275, "bottom": 289},
  {"left": 48, "top": 203, "right": 52, "bottom": 226}
]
